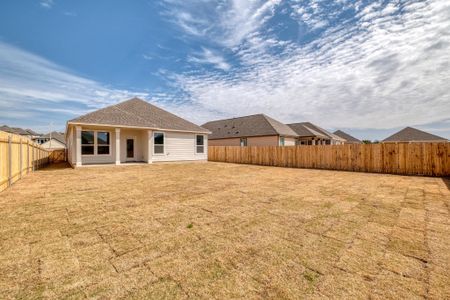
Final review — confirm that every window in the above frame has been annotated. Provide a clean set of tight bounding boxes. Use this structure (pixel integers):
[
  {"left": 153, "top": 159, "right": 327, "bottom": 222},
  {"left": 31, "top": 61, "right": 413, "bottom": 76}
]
[
  {"left": 196, "top": 135, "right": 204, "bottom": 153},
  {"left": 97, "top": 132, "right": 110, "bottom": 155},
  {"left": 154, "top": 132, "right": 164, "bottom": 154},
  {"left": 279, "top": 136, "right": 285, "bottom": 146},
  {"left": 81, "top": 131, "right": 94, "bottom": 155},
  {"left": 81, "top": 130, "right": 110, "bottom": 155}
]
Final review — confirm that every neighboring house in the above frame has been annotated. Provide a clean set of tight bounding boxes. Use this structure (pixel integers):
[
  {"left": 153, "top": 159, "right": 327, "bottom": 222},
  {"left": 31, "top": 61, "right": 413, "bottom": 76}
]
[
  {"left": 333, "top": 130, "right": 362, "bottom": 144},
  {"left": 287, "top": 122, "right": 346, "bottom": 145},
  {"left": 0, "top": 125, "right": 39, "bottom": 139},
  {"left": 382, "top": 127, "right": 448, "bottom": 143},
  {"left": 40, "top": 132, "right": 66, "bottom": 150},
  {"left": 202, "top": 114, "right": 299, "bottom": 146},
  {"left": 66, "top": 98, "right": 210, "bottom": 167}
]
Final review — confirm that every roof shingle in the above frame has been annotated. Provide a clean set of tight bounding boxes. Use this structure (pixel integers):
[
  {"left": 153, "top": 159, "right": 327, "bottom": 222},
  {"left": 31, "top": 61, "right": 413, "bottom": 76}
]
[
  {"left": 69, "top": 98, "right": 209, "bottom": 133},
  {"left": 202, "top": 114, "right": 298, "bottom": 139},
  {"left": 333, "top": 130, "right": 362, "bottom": 143},
  {"left": 383, "top": 127, "right": 447, "bottom": 142}
]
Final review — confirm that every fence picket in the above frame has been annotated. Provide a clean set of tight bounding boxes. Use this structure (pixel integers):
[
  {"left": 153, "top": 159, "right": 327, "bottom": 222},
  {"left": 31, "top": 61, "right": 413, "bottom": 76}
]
[{"left": 208, "top": 143, "right": 449, "bottom": 176}]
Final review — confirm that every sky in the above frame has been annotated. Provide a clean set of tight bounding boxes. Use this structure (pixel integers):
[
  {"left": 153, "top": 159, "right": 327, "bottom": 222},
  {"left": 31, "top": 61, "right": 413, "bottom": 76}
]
[{"left": 0, "top": 0, "right": 449, "bottom": 141}]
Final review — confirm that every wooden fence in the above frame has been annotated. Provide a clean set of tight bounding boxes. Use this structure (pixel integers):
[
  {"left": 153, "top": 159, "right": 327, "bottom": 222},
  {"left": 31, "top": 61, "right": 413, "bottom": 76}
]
[
  {"left": 208, "top": 143, "right": 450, "bottom": 176},
  {"left": 0, "top": 130, "right": 51, "bottom": 192},
  {"left": 49, "top": 149, "right": 67, "bottom": 163}
]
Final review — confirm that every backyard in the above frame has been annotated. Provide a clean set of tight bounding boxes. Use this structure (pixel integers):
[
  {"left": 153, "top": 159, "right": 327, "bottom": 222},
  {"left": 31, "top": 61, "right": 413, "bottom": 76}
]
[{"left": 0, "top": 162, "right": 449, "bottom": 299}]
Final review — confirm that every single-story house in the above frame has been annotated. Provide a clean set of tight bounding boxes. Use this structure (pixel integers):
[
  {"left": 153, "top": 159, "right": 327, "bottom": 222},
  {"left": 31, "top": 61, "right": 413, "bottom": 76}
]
[
  {"left": 202, "top": 114, "right": 298, "bottom": 146},
  {"left": 287, "top": 122, "right": 346, "bottom": 145},
  {"left": 382, "top": 127, "right": 448, "bottom": 143},
  {"left": 0, "top": 125, "right": 39, "bottom": 140},
  {"left": 333, "top": 130, "right": 362, "bottom": 144},
  {"left": 66, "top": 98, "right": 210, "bottom": 167},
  {"left": 40, "top": 132, "right": 66, "bottom": 150}
]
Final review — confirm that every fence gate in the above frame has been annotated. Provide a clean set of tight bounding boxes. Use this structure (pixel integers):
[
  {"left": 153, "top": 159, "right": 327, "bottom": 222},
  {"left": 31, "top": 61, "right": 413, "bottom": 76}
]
[{"left": 50, "top": 149, "right": 67, "bottom": 163}]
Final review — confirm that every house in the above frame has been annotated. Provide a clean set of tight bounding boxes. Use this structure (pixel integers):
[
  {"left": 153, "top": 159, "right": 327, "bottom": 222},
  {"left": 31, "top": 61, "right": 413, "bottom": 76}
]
[
  {"left": 66, "top": 98, "right": 210, "bottom": 167},
  {"left": 40, "top": 132, "right": 66, "bottom": 150},
  {"left": 202, "top": 114, "right": 298, "bottom": 146},
  {"left": 333, "top": 130, "right": 362, "bottom": 144},
  {"left": 0, "top": 125, "right": 39, "bottom": 139},
  {"left": 382, "top": 127, "right": 448, "bottom": 143},
  {"left": 287, "top": 122, "right": 346, "bottom": 145}
]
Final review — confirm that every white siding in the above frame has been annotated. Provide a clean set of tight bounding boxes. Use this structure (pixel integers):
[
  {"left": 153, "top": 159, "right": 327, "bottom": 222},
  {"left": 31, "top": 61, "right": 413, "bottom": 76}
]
[
  {"left": 41, "top": 139, "right": 66, "bottom": 150},
  {"left": 152, "top": 131, "right": 207, "bottom": 162}
]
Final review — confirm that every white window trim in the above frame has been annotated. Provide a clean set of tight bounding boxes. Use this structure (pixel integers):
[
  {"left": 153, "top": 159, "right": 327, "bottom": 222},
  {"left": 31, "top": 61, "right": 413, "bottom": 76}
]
[
  {"left": 153, "top": 132, "right": 165, "bottom": 155},
  {"left": 196, "top": 134, "right": 205, "bottom": 154},
  {"left": 81, "top": 130, "right": 112, "bottom": 157}
]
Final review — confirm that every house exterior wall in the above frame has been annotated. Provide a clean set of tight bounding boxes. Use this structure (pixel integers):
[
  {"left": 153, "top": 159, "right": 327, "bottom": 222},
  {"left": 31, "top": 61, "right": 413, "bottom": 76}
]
[
  {"left": 151, "top": 131, "right": 208, "bottom": 162},
  {"left": 247, "top": 135, "right": 279, "bottom": 146},
  {"left": 284, "top": 137, "right": 296, "bottom": 146},
  {"left": 209, "top": 135, "right": 296, "bottom": 146},
  {"left": 208, "top": 138, "right": 241, "bottom": 146},
  {"left": 41, "top": 139, "right": 66, "bottom": 150},
  {"left": 67, "top": 124, "right": 208, "bottom": 166}
]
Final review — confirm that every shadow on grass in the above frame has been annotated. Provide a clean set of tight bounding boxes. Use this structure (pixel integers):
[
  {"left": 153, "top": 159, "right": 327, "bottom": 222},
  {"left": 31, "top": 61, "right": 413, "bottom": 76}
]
[{"left": 38, "top": 162, "right": 71, "bottom": 172}]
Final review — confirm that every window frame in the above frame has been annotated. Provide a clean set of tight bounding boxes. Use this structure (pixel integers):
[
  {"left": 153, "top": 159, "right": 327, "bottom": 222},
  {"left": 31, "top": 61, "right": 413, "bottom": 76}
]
[
  {"left": 81, "top": 130, "right": 112, "bottom": 157},
  {"left": 153, "top": 132, "right": 165, "bottom": 155},
  {"left": 240, "top": 137, "right": 248, "bottom": 147},
  {"left": 279, "top": 136, "right": 285, "bottom": 146},
  {"left": 196, "top": 134, "right": 205, "bottom": 154}
]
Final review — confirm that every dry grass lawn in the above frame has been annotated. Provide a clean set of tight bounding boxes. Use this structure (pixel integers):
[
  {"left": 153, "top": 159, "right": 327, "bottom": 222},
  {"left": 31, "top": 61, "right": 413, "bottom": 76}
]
[{"left": 0, "top": 162, "right": 449, "bottom": 299}]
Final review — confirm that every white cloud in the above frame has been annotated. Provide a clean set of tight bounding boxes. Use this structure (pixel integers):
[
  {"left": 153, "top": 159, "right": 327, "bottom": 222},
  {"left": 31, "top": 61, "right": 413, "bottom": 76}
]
[
  {"left": 188, "top": 48, "right": 231, "bottom": 71},
  {"left": 161, "top": 0, "right": 282, "bottom": 48},
  {"left": 0, "top": 41, "right": 149, "bottom": 128},
  {"left": 40, "top": 0, "right": 54, "bottom": 9},
  {"left": 162, "top": 0, "right": 450, "bottom": 131}
]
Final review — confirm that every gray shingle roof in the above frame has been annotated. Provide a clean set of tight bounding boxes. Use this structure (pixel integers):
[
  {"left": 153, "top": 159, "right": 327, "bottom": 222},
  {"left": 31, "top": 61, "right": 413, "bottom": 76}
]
[
  {"left": 333, "top": 130, "right": 362, "bottom": 143},
  {"left": 0, "top": 125, "right": 31, "bottom": 135},
  {"left": 287, "top": 122, "right": 346, "bottom": 141},
  {"left": 69, "top": 98, "right": 209, "bottom": 133},
  {"left": 42, "top": 131, "right": 66, "bottom": 145},
  {"left": 383, "top": 127, "right": 447, "bottom": 142},
  {"left": 202, "top": 114, "right": 298, "bottom": 140}
]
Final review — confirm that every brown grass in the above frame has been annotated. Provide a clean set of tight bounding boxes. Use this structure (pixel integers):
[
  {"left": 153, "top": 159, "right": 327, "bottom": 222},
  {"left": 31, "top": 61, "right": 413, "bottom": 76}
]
[{"left": 0, "top": 162, "right": 449, "bottom": 299}]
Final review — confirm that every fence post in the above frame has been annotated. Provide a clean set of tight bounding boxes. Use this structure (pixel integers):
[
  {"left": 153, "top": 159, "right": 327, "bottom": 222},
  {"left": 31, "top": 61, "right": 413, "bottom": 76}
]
[
  {"left": 27, "top": 141, "right": 30, "bottom": 174},
  {"left": 32, "top": 145, "right": 35, "bottom": 172},
  {"left": 8, "top": 135, "right": 12, "bottom": 187},
  {"left": 19, "top": 139, "right": 22, "bottom": 179}
]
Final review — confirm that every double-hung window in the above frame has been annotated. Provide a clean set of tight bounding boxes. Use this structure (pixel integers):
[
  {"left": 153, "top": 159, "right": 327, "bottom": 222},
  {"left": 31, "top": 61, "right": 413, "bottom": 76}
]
[
  {"left": 154, "top": 132, "right": 164, "bottom": 154},
  {"left": 81, "top": 131, "right": 110, "bottom": 155},
  {"left": 196, "top": 135, "right": 204, "bottom": 153},
  {"left": 279, "top": 136, "right": 285, "bottom": 146},
  {"left": 240, "top": 138, "right": 247, "bottom": 147},
  {"left": 81, "top": 131, "right": 95, "bottom": 155}
]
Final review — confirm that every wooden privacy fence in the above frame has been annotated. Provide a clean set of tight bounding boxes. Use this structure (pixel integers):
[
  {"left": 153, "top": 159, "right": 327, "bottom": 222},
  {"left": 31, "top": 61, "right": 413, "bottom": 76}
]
[
  {"left": 49, "top": 149, "right": 67, "bottom": 163},
  {"left": 208, "top": 143, "right": 450, "bottom": 176},
  {"left": 0, "top": 130, "right": 51, "bottom": 192}
]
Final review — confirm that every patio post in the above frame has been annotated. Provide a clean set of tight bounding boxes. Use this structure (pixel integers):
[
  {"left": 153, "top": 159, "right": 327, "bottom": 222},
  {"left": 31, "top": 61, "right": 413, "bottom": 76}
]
[
  {"left": 147, "top": 130, "right": 153, "bottom": 164},
  {"left": 75, "top": 126, "right": 82, "bottom": 167},
  {"left": 115, "top": 128, "right": 121, "bottom": 165}
]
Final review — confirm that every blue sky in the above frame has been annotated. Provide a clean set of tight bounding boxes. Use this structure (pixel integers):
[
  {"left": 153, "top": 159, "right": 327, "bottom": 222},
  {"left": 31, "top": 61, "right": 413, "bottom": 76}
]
[{"left": 0, "top": 0, "right": 449, "bottom": 140}]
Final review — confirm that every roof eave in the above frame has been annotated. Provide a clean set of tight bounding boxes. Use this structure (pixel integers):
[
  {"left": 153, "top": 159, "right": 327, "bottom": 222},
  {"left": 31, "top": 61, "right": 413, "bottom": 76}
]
[{"left": 67, "top": 121, "right": 211, "bottom": 134}]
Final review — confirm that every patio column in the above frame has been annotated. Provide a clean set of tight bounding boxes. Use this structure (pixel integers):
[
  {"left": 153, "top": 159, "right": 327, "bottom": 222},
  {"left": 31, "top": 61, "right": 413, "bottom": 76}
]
[
  {"left": 147, "top": 130, "right": 153, "bottom": 164},
  {"left": 75, "top": 126, "right": 82, "bottom": 167},
  {"left": 115, "top": 128, "right": 121, "bottom": 165}
]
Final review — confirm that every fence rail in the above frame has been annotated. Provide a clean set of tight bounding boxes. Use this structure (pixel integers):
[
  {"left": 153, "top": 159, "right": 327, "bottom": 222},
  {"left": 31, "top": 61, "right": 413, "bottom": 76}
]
[
  {"left": 0, "top": 130, "right": 51, "bottom": 192},
  {"left": 208, "top": 143, "right": 450, "bottom": 176}
]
